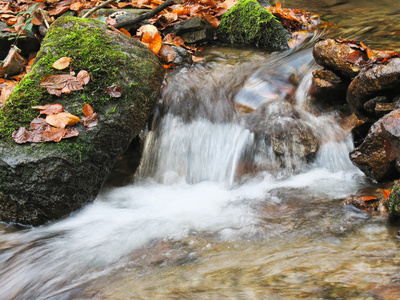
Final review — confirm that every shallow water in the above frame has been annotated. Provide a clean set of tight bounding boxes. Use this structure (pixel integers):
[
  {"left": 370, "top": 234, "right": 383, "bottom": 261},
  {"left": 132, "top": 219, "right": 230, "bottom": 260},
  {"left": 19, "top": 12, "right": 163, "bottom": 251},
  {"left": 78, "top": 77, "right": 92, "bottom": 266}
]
[{"left": 2, "top": 1, "right": 400, "bottom": 299}]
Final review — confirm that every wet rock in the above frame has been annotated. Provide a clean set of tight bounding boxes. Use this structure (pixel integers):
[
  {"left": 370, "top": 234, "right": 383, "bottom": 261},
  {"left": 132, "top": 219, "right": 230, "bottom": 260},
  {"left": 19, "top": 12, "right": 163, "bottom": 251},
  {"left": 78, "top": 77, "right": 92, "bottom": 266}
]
[
  {"left": 0, "top": 17, "right": 164, "bottom": 226},
  {"left": 308, "top": 69, "right": 348, "bottom": 104},
  {"left": 165, "top": 16, "right": 215, "bottom": 44},
  {"left": 312, "top": 39, "right": 367, "bottom": 79},
  {"left": 217, "top": 0, "right": 290, "bottom": 50},
  {"left": 243, "top": 99, "right": 319, "bottom": 171},
  {"left": 347, "top": 58, "right": 400, "bottom": 114},
  {"left": 363, "top": 96, "right": 390, "bottom": 115},
  {"left": 171, "top": 45, "right": 193, "bottom": 65},
  {"left": 349, "top": 110, "right": 400, "bottom": 181}
]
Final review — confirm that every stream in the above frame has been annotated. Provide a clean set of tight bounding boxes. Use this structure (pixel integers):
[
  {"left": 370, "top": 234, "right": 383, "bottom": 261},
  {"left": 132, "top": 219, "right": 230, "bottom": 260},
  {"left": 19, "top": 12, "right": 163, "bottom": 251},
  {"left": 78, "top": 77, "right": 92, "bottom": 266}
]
[{"left": 2, "top": 0, "right": 400, "bottom": 299}]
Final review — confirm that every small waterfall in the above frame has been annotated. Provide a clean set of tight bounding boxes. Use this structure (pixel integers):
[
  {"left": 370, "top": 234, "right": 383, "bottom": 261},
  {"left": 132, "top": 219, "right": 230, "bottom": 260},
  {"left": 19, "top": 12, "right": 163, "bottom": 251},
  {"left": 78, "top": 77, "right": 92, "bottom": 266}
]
[{"left": 137, "top": 115, "right": 254, "bottom": 185}]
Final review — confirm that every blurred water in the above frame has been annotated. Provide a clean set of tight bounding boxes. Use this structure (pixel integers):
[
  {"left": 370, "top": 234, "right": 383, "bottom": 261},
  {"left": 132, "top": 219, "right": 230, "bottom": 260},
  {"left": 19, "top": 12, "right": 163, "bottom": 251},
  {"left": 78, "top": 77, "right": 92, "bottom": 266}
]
[{"left": 2, "top": 0, "right": 400, "bottom": 298}]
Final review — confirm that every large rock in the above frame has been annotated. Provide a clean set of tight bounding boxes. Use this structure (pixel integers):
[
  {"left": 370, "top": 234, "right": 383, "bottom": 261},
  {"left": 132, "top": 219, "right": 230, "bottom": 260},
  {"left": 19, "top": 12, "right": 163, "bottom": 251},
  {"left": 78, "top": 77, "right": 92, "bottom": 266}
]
[
  {"left": 312, "top": 39, "right": 367, "bottom": 79},
  {"left": 217, "top": 0, "right": 290, "bottom": 50},
  {"left": 165, "top": 16, "right": 215, "bottom": 44},
  {"left": 349, "top": 110, "right": 400, "bottom": 181},
  {"left": 347, "top": 57, "right": 400, "bottom": 114},
  {"left": 308, "top": 69, "right": 348, "bottom": 104},
  {"left": 243, "top": 99, "right": 319, "bottom": 172},
  {"left": 0, "top": 17, "right": 164, "bottom": 225}
]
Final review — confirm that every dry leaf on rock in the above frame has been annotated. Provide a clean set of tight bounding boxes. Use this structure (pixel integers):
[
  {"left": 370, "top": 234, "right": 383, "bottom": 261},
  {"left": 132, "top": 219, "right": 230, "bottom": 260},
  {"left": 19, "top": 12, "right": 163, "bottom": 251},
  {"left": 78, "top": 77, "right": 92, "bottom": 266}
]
[
  {"left": 104, "top": 84, "right": 122, "bottom": 97},
  {"left": 137, "top": 24, "right": 162, "bottom": 55},
  {"left": 159, "top": 44, "right": 177, "bottom": 63},
  {"left": 32, "top": 103, "right": 64, "bottom": 115},
  {"left": 76, "top": 70, "right": 90, "bottom": 85},
  {"left": 46, "top": 112, "right": 80, "bottom": 128},
  {"left": 40, "top": 127, "right": 67, "bottom": 143},
  {"left": 82, "top": 103, "right": 98, "bottom": 130},
  {"left": 12, "top": 127, "right": 31, "bottom": 144},
  {"left": 52, "top": 57, "right": 72, "bottom": 70}
]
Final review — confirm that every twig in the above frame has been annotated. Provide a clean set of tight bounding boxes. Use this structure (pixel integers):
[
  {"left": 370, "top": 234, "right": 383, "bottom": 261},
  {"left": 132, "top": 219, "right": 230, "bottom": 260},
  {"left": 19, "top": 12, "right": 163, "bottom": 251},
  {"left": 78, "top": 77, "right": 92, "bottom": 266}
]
[
  {"left": 82, "top": 0, "right": 116, "bottom": 19},
  {"left": 39, "top": 8, "right": 50, "bottom": 29},
  {"left": 114, "top": 0, "right": 175, "bottom": 29}
]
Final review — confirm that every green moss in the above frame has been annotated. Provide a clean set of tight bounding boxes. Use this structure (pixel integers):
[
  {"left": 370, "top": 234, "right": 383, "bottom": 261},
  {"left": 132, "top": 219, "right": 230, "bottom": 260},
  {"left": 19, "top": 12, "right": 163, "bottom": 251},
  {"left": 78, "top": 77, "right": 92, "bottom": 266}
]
[
  {"left": 387, "top": 182, "right": 400, "bottom": 215},
  {"left": 0, "top": 16, "right": 162, "bottom": 162},
  {"left": 217, "top": 0, "right": 290, "bottom": 50}
]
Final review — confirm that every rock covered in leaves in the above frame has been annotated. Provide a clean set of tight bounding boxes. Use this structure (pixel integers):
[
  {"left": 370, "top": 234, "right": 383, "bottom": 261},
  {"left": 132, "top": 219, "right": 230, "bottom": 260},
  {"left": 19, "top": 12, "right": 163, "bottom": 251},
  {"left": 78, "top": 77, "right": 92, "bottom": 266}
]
[
  {"left": 0, "top": 17, "right": 164, "bottom": 226},
  {"left": 217, "top": 0, "right": 290, "bottom": 50}
]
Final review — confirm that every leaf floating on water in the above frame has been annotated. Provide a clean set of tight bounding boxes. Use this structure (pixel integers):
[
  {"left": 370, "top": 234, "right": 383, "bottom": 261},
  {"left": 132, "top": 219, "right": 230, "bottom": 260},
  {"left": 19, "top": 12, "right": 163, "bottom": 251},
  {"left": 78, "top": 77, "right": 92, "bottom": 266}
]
[
  {"left": 104, "top": 84, "right": 122, "bottom": 98},
  {"left": 46, "top": 112, "right": 80, "bottom": 129},
  {"left": 32, "top": 103, "right": 64, "bottom": 115},
  {"left": 52, "top": 57, "right": 72, "bottom": 70},
  {"left": 76, "top": 70, "right": 90, "bottom": 85}
]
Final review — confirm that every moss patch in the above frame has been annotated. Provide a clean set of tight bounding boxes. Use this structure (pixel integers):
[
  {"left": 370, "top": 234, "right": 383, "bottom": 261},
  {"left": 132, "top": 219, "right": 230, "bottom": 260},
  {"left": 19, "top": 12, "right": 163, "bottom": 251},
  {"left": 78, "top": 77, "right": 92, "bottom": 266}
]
[
  {"left": 387, "top": 182, "right": 400, "bottom": 216},
  {"left": 0, "top": 16, "right": 163, "bottom": 162},
  {"left": 217, "top": 0, "right": 290, "bottom": 50}
]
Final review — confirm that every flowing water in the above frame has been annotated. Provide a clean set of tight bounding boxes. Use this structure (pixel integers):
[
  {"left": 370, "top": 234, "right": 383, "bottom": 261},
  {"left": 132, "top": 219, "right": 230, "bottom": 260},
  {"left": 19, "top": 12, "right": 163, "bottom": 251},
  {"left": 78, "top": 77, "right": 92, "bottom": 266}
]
[{"left": 2, "top": 0, "right": 400, "bottom": 299}]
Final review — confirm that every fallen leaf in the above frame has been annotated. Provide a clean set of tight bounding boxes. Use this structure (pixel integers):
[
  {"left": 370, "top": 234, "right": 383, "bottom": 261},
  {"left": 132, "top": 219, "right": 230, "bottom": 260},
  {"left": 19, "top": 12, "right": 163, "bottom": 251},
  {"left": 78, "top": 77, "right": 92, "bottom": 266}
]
[
  {"left": 76, "top": 70, "right": 90, "bottom": 85},
  {"left": 361, "top": 195, "right": 378, "bottom": 201},
  {"left": 46, "top": 112, "right": 80, "bottom": 128},
  {"left": 192, "top": 56, "right": 204, "bottom": 63},
  {"left": 137, "top": 24, "right": 162, "bottom": 55},
  {"left": 82, "top": 103, "right": 94, "bottom": 117},
  {"left": 0, "top": 82, "right": 17, "bottom": 106},
  {"left": 40, "top": 74, "right": 75, "bottom": 89},
  {"left": 46, "top": 87, "right": 62, "bottom": 96},
  {"left": 12, "top": 127, "right": 31, "bottom": 144},
  {"left": 40, "top": 127, "right": 67, "bottom": 142},
  {"left": 119, "top": 28, "right": 131, "bottom": 37},
  {"left": 104, "top": 84, "right": 122, "bottom": 97},
  {"left": 52, "top": 57, "right": 72, "bottom": 70},
  {"left": 32, "top": 103, "right": 64, "bottom": 115},
  {"left": 163, "top": 33, "right": 185, "bottom": 47},
  {"left": 159, "top": 44, "right": 176, "bottom": 63},
  {"left": 29, "top": 117, "right": 48, "bottom": 131},
  {"left": 64, "top": 127, "right": 80, "bottom": 138}
]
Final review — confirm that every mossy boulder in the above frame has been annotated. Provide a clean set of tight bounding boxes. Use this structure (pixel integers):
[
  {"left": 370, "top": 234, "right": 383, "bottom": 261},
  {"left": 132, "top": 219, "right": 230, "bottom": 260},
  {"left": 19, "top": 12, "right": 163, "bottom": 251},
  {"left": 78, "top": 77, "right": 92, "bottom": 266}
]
[
  {"left": 386, "top": 182, "right": 400, "bottom": 217},
  {"left": 0, "top": 17, "right": 164, "bottom": 226},
  {"left": 217, "top": 0, "right": 290, "bottom": 50}
]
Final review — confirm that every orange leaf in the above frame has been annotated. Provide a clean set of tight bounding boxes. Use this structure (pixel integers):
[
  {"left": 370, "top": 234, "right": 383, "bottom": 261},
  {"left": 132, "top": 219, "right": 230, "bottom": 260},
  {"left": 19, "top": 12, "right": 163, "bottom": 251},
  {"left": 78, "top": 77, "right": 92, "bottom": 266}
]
[
  {"left": 46, "top": 112, "right": 80, "bottom": 128},
  {"left": 381, "top": 189, "right": 391, "bottom": 200},
  {"left": 70, "top": 2, "right": 84, "bottom": 11},
  {"left": 83, "top": 103, "right": 94, "bottom": 117},
  {"left": 360, "top": 42, "right": 376, "bottom": 60},
  {"left": 52, "top": 57, "right": 72, "bottom": 70},
  {"left": 138, "top": 25, "right": 162, "bottom": 55},
  {"left": 163, "top": 33, "right": 185, "bottom": 47},
  {"left": 361, "top": 196, "right": 378, "bottom": 201},
  {"left": 119, "top": 28, "right": 131, "bottom": 37},
  {"left": 41, "top": 127, "right": 67, "bottom": 143},
  {"left": 76, "top": 70, "right": 90, "bottom": 85}
]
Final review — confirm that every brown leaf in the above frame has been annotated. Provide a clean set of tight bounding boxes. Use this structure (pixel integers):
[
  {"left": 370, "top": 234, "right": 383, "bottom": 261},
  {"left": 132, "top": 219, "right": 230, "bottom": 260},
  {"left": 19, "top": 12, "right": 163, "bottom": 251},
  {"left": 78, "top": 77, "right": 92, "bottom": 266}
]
[
  {"left": 12, "top": 127, "right": 31, "bottom": 144},
  {"left": 82, "top": 113, "right": 98, "bottom": 130},
  {"left": 163, "top": 33, "right": 185, "bottom": 48},
  {"left": 40, "top": 74, "right": 76, "bottom": 89},
  {"left": 76, "top": 70, "right": 90, "bottom": 85},
  {"left": 64, "top": 127, "right": 80, "bottom": 139},
  {"left": 346, "top": 50, "right": 368, "bottom": 65},
  {"left": 119, "top": 28, "right": 131, "bottom": 37},
  {"left": 104, "top": 84, "right": 122, "bottom": 97},
  {"left": 40, "top": 127, "right": 67, "bottom": 142},
  {"left": 70, "top": 2, "right": 84, "bottom": 11},
  {"left": 52, "top": 57, "right": 72, "bottom": 70},
  {"left": 0, "top": 81, "right": 17, "bottom": 106},
  {"left": 47, "top": 87, "right": 62, "bottom": 96},
  {"left": 29, "top": 117, "right": 48, "bottom": 131},
  {"left": 1, "top": 45, "right": 26, "bottom": 77},
  {"left": 32, "top": 103, "right": 64, "bottom": 115},
  {"left": 159, "top": 44, "right": 176, "bottom": 63},
  {"left": 46, "top": 112, "right": 80, "bottom": 128}
]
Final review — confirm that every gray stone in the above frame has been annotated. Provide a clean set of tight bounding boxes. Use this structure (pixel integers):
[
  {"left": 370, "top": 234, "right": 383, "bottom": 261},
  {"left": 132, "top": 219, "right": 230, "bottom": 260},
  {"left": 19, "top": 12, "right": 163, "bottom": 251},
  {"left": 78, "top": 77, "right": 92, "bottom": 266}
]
[{"left": 0, "top": 17, "right": 164, "bottom": 226}]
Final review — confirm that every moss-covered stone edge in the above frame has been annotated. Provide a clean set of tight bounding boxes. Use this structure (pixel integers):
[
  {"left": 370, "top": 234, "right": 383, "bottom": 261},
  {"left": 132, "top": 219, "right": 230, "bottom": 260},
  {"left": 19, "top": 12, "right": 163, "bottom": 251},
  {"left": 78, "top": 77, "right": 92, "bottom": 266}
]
[
  {"left": 217, "top": 0, "right": 290, "bottom": 50},
  {"left": 0, "top": 16, "right": 161, "bottom": 162},
  {"left": 387, "top": 181, "right": 400, "bottom": 215}
]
